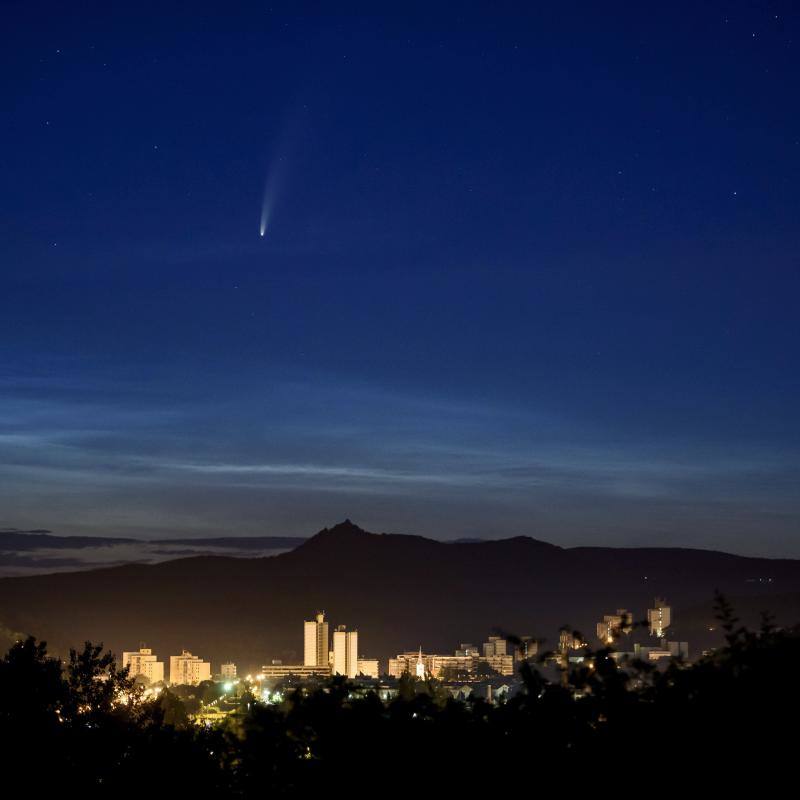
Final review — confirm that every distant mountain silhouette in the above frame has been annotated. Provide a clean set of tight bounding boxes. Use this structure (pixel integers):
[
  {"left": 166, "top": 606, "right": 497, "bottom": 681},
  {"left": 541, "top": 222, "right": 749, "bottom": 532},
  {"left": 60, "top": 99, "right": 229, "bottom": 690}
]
[
  {"left": 1, "top": 520, "right": 799, "bottom": 673},
  {"left": 0, "top": 530, "right": 138, "bottom": 551},
  {"left": 0, "top": 530, "right": 308, "bottom": 576},
  {"left": 0, "top": 529, "right": 305, "bottom": 552}
]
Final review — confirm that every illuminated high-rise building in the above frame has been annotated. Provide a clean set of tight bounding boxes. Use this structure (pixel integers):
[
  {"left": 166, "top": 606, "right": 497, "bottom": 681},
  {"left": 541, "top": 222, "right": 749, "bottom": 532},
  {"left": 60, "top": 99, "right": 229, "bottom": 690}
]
[
  {"left": 220, "top": 662, "right": 237, "bottom": 680},
  {"left": 169, "top": 650, "right": 211, "bottom": 686},
  {"left": 304, "top": 612, "right": 329, "bottom": 667},
  {"left": 482, "top": 636, "right": 508, "bottom": 657},
  {"left": 122, "top": 647, "right": 164, "bottom": 684},
  {"left": 597, "top": 609, "right": 633, "bottom": 643},
  {"left": 332, "top": 625, "right": 359, "bottom": 678},
  {"left": 558, "top": 630, "right": 583, "bottom": 653},
  {"left": 514, "top": 636, "right": 538, "bottom": 662},
  {"left": 647, "top": 598, "right": 671, "bottom": 637}
]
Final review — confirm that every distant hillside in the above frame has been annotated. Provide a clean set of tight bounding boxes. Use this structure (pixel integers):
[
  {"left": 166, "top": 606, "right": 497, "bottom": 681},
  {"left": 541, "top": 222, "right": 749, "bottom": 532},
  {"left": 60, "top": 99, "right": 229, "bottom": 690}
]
[
  {"left": 0, "top": 529, "right": 306, "bottom": 577},
  {"left": 0, "top": 529, "right": 138, "bottom": 550},
  {"left": 1, "top": 520, "right": 799, "bottom": 673},
  {"left": 0, "top": 529, "right": 306, "bottom": 551}
]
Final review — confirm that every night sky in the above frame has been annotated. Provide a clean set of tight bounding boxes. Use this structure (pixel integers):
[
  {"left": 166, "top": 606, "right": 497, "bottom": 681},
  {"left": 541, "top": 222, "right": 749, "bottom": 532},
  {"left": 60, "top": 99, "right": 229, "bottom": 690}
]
[{"left": 2, "top": 3, "right": 799, "bottom": 555}]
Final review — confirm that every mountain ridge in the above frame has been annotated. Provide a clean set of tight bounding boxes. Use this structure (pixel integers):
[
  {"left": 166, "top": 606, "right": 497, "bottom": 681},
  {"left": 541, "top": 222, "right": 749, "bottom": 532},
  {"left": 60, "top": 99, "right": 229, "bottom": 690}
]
[{"left": 1, "top": 520, "right": 799, "bottom": 673}]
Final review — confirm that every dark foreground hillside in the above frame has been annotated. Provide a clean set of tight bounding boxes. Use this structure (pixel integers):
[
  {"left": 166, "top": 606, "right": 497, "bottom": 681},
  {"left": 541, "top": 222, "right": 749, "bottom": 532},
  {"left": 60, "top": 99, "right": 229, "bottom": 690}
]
[
  {"left": 1, "top": 520, "right": 800, "bottom": 669},
  {"left": 0, "top": 609, "right": 794, "bottom": 797}
]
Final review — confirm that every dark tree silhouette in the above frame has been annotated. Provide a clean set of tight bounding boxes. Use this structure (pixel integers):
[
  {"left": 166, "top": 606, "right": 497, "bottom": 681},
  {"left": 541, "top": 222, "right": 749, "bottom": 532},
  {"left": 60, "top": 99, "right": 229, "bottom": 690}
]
[{"left": 1, "top": 597, "right": 796, "bottom": 796}]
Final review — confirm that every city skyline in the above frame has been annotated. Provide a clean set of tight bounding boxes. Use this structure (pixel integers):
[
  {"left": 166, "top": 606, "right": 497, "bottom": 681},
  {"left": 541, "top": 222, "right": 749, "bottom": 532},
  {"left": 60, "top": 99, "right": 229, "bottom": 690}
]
[{"left": 115, "top": 595, "right": 680, "bottom": 686}]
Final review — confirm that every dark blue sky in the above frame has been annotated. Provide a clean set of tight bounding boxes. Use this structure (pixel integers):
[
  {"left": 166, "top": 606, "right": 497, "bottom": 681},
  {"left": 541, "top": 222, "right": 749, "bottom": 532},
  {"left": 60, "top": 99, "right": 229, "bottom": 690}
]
[{"left": 2, "top": 2, "right": 799, "bottom": 554}]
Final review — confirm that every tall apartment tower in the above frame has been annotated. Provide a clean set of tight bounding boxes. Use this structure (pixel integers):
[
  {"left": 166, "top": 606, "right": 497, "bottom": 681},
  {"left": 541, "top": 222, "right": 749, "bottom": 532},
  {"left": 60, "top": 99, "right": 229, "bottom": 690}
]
[
  {"left": 220, "top": 662, "right": 237, "bottom": 680},
  {"left": 648, "top": 597, "right": 672, "bottom": 637},
  {"left": 482, "top": 636, "right": 508, "bottom": 657},
  {"left": 597, "top": 609, "right": 633, "bottom": 643},
  {"left": 169, "top": 650, "right": 211, "bottom": 686},
  {"left": 332, "top": 625, "right": 359, "bottom": 678},
  {"left": 514, "top": 636, "right": 539, "bottom": 662},
  {"left": 122, "top": 647, "right": 165, "bottom": 684},
  {"left": 304, "top": 612, "right": 329, "bottom": 667}
]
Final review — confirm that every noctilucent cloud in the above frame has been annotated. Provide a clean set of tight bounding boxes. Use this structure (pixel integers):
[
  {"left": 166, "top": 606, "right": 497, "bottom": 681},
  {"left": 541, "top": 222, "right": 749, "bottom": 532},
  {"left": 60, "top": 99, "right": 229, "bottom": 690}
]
[{"left": 1, "top": 3, "right": 799, "bottom": 555}]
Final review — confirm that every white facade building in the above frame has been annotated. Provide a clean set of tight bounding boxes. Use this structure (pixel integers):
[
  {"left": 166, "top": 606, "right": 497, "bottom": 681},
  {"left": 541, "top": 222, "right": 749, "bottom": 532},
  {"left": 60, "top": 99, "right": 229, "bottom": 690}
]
[
  {"left": 260, "top": 664, "right": 331, "bottom": 680},
  {"left": 389, "top": 647, "right": 514, "bottom": 679},
  {"left": 332, "top": 626, "right": 359, "bottom": 678},
  {"left": 220, "top": 662, "right": 237, "bottom": 680},
  {"left": 597, "top": 609, "right": 633, "bottom": 643},
  {"left": 482, "top": 636, "right": 508, "bottom": 657},
  {"left": 122, "top": 647, "right": 164, "bottom": 684},
  {"left": 648, "top": 598, "right": 672, "bottom": 637},
  {"left": 304, "top": 612, "right": 329, "bottom": 667},
  {"left": 415, "top": 647, "right": 426, "bottom": 678},
  {"left": 169, "top": 650, "right": 212, "bottom": 685},
  {"left": 357, "top": 658, "right": 380, "bottom": 678}
]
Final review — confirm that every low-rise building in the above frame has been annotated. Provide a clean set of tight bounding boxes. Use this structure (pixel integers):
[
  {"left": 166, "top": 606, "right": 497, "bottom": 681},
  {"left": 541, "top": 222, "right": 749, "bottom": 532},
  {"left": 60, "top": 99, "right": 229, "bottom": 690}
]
[
  {"left": 445, "top": 680, "right": 518, "bottom": 704},
  {"left": 260, "top": 664, "right": 332, "bottom": 680},
  {"left": 635, "top": 640, "right": 688, "bottom": 661},
  {"left": 667, "top": 640, "right": 689, "bottom": 659},
  {"left": 388, "top": 651, "right": 428, "bottom": 678},
  {"left": 482, "top": 654, "right": 514, "bottom": 675},
  {"left": 388, "top": 647, "right": 514, "bottom": 679},
  {"left": 611, "top": 639, "right": 689, "bottom": 664},
  {"left": 357, "top": 658, "right": 380, "bottom": 678}
]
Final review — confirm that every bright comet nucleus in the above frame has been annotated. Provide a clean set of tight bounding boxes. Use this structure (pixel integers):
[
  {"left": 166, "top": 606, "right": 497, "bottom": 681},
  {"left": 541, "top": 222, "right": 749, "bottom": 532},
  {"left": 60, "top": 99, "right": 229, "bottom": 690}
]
[{"left": 259, "top": 145, "right": 289, "bottom": 239}]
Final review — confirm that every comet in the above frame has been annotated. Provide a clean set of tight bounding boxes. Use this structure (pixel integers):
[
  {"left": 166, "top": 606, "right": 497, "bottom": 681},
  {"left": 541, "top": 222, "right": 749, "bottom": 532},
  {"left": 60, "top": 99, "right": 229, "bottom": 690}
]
[
  {"left": 259, "top": 177, "right": 274, "bottom": 237},
  {"left": 259, "top": 192, "right": 269, "bottom": 237},
  {"left": 258, "top": 150, "right": 289, "bottom": 239},
  {"left": 257, "top": 107, "right": 305, "bottom": 239}
]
